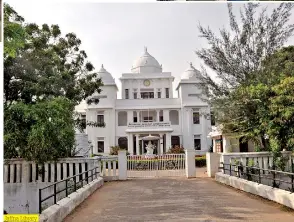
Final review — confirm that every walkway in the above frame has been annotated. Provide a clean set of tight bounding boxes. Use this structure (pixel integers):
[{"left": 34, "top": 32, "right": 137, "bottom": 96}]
[{"left": 64, "top": 177, "right": 294, "bottom": 221}]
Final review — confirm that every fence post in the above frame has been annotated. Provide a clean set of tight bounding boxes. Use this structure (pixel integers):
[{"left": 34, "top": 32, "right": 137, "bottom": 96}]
[
  {"left": 185, "top": 149, "right": 196, "bottom": 178},
  {"left": 118, "top": 150, "right": 127, "bottom": 180},
  {"left": 206, "top": 152, "right": 220, "bottom": 177}
]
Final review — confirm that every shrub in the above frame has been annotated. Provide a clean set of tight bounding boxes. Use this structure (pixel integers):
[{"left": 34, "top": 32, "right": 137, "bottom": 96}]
[
  {"left": 109, "top": 146, "right": 130, "bottom": 155},
  {"left": 166, "top": 145, "right": 185, "bottom": 154},
  {"left": 195, "top": 156, "right": 206, "bottom": 167}
]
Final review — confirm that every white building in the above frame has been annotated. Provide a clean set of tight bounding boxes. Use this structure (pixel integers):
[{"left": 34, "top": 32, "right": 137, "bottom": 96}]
[{"left": 79, "top": 47, "right": 212, "bottom": 155}]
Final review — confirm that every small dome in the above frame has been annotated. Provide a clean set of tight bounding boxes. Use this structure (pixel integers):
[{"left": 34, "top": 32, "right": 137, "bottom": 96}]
[
  {"left": 181, "top": 62, "right": 202, "bottom": 81},
  {"left": 131, "top": 47, "right": 162, "bottom": 73},
  {"left": 97, "top": 64, "right": 115, "bottom": 85}
]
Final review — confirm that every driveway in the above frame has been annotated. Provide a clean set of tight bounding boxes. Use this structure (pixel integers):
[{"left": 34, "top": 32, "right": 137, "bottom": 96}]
[{"left": 64, "top": 176, "right": 294, "bottom": 222}]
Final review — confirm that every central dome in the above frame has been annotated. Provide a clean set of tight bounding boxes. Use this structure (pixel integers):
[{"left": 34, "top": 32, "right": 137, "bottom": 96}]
[{"left": 131, "top": 47, "right": 162, "bottom": 73}]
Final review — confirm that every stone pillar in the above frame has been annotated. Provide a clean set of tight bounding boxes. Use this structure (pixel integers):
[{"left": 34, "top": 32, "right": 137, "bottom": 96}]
[
  {"left": 118, "top": 150, "right": 127, "bottom": 180},
  {"left": 206, "top": 152, "right": 220, "bottom": 177},
  {"left": 185, "top": 149, "right": 196, "bottom": 178},
  {"left": 159, "top": 133, "right": 164, "bottom": 154},
  {"left": 166, "top": 132, "right": 172, "bottom": 152},
  {"left": 135, "top": 134, "right": 140, "bottom": 155}
]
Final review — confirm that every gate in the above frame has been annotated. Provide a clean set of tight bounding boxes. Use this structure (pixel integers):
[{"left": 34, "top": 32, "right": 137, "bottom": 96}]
[{"left": 127, "top": 154, "right": 185, "bottom": 178}]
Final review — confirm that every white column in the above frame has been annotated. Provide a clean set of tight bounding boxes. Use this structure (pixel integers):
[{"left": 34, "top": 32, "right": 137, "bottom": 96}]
[
  {"left": 127, "top": 133, "right": 133, "bottom": 155},
  {"left": 185, "top": 149, "right": 196, "bottom": 178},
  {"left": 156, "top": 110, "right": 160, "bottom": 122},
  {"left": 166, "top": 132, "right": 171, "bottom": 152},
  {"left": 118, "top": 150, "right": 127, "bottom": 180},
  {"left": 163, "top": 110, "right": 169, "bottom": 122},
  {"left": 135, "top": 134, "right": 140, "bottom": 155},
  {"left": 136, "top": 111, "right": 140, "bottom": 122},
  {"left": 142, "top": 140, "right": 144, "bottom": 154},
  {"left": 159, "top": 133, "right": 164, "bottom": 154}
]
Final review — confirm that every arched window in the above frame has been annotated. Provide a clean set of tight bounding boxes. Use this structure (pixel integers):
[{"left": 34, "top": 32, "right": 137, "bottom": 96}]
[
  {"left": 169, "top": 110, "right": 179, "bottom": 125},
  {"left": 118, "top": 111, "right": 128, "bottom": 126},
  {"left": 118, "top": 137, "right": 128, "bottom": 149}
]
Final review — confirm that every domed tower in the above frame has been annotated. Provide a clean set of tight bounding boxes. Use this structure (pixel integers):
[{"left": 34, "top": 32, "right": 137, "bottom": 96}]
[
  {"left": 95, "top": 64, "right": 118, "bottom": 103},
  {"left": 131, "top": 47, "right": 162, "bottom": 74},
  {"left": 176, "top": 62, "right": 211, "bottom": 152},
  {"left": 86, "top": 65, "right": 118, "bottom": 155},
  {"left": 176, "top": 62, "right": 203, "bottom": 102}
]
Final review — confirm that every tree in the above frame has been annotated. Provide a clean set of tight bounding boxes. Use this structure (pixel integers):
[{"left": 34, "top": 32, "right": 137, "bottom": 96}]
[
  {"left": 196, "top": 3, "right": 294, "bottom": 98},
  {"left": 4, "top": 97, "right": 76, "bottom": 164},
  {"left": 196, "top": 3, "right": 294, "bottom": 148},
  {"left": 4, "top": 4, "right": 103, "bottom": 107},
  {"left": 4, "top": 4, "right": 103, "bottom": 163}
]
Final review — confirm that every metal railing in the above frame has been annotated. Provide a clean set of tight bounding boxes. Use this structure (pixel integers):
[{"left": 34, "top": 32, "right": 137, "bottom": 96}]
[
  {"left": 39, "top": 166, "right": 99, "bottom": 214},
  {"left": 220, "top": 162, "right": 294, "bottom": 192}
]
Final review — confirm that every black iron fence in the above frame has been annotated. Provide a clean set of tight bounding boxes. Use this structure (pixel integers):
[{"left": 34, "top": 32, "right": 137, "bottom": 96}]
[
  {"left": 39, "top": 166, "right": 99, "bottom": 214},
  {"left": 220, "top": 162, "right": 294, "bottom": 192}
]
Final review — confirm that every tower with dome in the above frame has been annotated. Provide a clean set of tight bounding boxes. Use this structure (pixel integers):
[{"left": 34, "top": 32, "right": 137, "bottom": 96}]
[{"left": 79, "top": 47, "right": 212, "bottom": 155}]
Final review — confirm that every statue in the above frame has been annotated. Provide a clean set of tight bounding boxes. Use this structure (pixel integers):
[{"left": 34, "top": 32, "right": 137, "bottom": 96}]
[{"left": 145, "top": 141, "right": 156, "bottom": 157}]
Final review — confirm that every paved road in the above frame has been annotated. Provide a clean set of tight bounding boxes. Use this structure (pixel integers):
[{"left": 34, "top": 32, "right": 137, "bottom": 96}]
[{"left": 64, "top": 177, "right": 294, "bottom": 222}]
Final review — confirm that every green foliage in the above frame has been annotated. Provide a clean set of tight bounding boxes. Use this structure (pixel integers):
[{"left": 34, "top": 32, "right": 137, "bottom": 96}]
[
  {"left": 4, "top": 3, "right": 26, "bottom": 58},
  {"left": 166, "top": 145, "right": 185, "bottom": 154},
  {"left": 4, "top": 97, "right": 76, "bottom": 164},
  {"left": 197, "top": 2, "right": 294, "bottom": 157},
  {"left": 195, "top": 156, "right": 206, "bottom": 167},
  {"left": 4, "top": 4, "right": 103, "bottom": 164},
  {"left": 196, "top": 3, "right": 294, "bottom": 154}
]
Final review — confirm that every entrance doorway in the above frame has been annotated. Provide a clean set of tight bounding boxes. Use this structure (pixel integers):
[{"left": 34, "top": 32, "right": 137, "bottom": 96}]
[{"left": 239, "top": 137, "right": 248, "bottom": 152}]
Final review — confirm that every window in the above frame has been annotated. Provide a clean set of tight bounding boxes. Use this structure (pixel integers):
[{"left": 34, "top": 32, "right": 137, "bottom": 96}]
[
  {"left": 193, "top": 112, "right": 200, "bottom": 124},
  {"left": 165, "top": 88, "right": 169, "bottom": 98},
  {"left": 143, "top": 116, "right": 153, "bottom": 122},
  {"left": 141, "top": 92, "right": 154, "bottom": 99},
  {"left": 125, "top": 89, "right": 129, "bottom": 99},
  {"left": 134, "top": 92, "right": 137, "bottom": 99},
  {"left": 81, "top": 114, "right": 86, "bottom": 120},
  {"left": 211, "top": 112, "right": 215, "bottom": 126},
  {"left": 159, "top": 116, "right": 163, "bottom": 122},
  {"left": 194, "top": 136, "right": 201, "bottom": 150},
  {"left": 157, "top": 91, "right": 161, "bottom": 98},
  {"left": 133, "top": 116, "right": 138, "bottom": 122},
  {"left": 97, "top": 138, "right": 104, "bottom": 153},
  {"left": 97, "top": 114, "right": 104, "bottom": 125}
]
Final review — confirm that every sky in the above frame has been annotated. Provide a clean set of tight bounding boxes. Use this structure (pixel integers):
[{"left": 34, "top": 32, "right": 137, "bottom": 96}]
[{"left": 6, "top": 1, "right": 294, "bottom": 100}]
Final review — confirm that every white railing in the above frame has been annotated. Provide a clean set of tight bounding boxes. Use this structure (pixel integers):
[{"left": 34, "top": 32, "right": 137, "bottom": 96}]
[
  {"left": 222, "top": 151, "right": 293, "bottom": 172},
  {"left": 99, "top": 156, "right": 119, "bottom": 181},
  {"left": 4, "top": 158, "right": 97, "bottom": 184},
  {"left": 127, "top": 154, "right": 185, "bottom": 178}
]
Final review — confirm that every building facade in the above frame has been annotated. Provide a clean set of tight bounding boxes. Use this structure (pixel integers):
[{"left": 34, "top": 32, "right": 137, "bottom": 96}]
[{"left": 79, "top": 47, "right": 212, "bottom": 155}]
